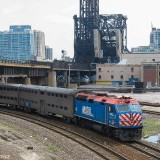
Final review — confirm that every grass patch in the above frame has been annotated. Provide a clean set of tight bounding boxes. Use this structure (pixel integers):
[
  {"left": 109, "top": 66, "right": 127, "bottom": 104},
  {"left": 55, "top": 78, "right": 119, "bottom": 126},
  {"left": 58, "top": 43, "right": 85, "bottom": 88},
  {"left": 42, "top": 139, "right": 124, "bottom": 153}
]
[
  {"left": 3, "top": 123, "right": 15, "bottom": 130},
  {"left": 48, "top": 146, "right": 58, "bottom": 153},
  {"left": 142, "top": 118, "right": 160, "bottom": 137}
]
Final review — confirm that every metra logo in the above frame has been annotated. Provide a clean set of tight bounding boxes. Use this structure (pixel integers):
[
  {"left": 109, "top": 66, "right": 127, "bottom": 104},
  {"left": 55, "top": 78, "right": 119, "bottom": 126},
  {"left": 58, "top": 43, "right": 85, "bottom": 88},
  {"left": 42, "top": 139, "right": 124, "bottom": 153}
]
[{"left": 82, "top": 106, "right": 94, "bottom": 117}]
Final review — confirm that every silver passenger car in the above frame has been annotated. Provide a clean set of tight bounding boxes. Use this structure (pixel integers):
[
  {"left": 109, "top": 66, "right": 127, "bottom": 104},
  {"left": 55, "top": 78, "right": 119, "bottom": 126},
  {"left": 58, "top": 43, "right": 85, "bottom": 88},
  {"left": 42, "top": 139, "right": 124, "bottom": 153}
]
[
  {"left": 0, "top": 83, "right": 21, "bottom": 107},
  {"left": 19, "top": 85, "right": 75, "bottom": 117}
]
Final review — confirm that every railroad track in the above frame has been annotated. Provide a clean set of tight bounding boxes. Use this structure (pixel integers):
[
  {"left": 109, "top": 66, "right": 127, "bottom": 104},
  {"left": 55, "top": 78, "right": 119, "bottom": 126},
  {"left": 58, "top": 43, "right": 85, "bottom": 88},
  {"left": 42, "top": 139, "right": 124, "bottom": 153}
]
[
  {"left": 139, "top": 101, "right": 160, "bottom": 107},
  {"left": 0, "top": 108, "right": 128, "bottom": 160},
  {"left": 127, "top": 141, "right": 160, "bottom": 160},
  {"left": 142, "top": 110, "right": 160, "bottom": 115},
  {"left": 1, "top": 107, "right": 160, "bottom": 160}
]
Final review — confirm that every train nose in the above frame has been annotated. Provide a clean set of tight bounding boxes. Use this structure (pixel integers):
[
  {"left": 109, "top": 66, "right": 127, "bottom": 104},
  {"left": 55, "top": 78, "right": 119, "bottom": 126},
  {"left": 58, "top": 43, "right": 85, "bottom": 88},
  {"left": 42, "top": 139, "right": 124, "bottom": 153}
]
[{"left": 119, "top": 113, "right": 142, "bottom": 126}]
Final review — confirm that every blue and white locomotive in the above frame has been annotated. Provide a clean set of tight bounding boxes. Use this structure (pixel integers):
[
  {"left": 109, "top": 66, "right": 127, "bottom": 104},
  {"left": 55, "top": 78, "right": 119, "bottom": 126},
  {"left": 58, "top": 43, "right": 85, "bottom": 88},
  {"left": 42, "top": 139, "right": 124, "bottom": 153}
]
[
  {"left": 75, "top": 92, "right": 143, "bottom": 141},
  {"left": 0, "top": 83, "right": 143, "bottom": 141}
]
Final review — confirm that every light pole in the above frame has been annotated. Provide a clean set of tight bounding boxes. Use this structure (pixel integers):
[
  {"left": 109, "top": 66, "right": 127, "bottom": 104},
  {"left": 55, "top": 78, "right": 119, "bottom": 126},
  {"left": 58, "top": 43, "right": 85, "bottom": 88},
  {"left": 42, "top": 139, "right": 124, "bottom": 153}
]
[{"left": 68, "top": 63, "right": 71, "bottom": 88}]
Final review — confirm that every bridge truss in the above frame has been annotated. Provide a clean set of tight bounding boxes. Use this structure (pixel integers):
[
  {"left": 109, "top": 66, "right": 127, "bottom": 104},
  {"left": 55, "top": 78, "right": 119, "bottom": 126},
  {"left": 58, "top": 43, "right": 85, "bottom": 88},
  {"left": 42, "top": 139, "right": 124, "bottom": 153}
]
[{"left": 73, "top": 0, "right": 127, "bottom": 63}]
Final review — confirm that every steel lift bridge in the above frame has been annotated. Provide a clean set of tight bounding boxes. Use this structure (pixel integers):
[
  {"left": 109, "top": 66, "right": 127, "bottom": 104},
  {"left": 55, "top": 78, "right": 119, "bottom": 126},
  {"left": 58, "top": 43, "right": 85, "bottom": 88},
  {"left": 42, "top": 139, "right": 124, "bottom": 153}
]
[{"left": 73, "top": 0, "right": 127, "bottom": 64}]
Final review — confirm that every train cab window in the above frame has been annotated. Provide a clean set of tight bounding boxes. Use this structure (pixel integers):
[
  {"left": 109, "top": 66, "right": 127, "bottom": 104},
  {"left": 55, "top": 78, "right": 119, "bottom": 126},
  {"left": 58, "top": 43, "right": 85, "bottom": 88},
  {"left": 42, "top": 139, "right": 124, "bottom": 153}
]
[
  {"left": 117, "top": 104, "right": 129, "bottom": 112},
  {"left": 109, "top": 106, "right": 115, "bottom": 113}
]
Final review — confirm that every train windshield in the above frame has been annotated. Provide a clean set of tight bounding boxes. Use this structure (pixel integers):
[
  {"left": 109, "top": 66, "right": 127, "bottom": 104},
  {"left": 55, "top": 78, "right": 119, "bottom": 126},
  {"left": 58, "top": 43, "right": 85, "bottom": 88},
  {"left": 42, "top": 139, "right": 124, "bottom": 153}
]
[
  {"left": 117, "top": 104, "right": 141, "bottom": 112},
  {"left": 130, "top": 104, "right": 142, "bottom": 112},
  {"left": 117, "top": 104, "right": 130, "bottom": 112}
]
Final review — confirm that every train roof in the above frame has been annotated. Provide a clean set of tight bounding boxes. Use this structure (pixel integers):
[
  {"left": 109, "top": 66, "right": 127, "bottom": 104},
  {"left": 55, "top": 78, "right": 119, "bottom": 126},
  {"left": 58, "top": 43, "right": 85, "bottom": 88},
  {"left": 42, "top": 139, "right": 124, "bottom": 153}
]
[
  {"left": 19, "top": 84, "right": 76, "bottom": 95},
  {"left": 1, "top": 83, "right": 76, "bottom": 95},
  {"left": 19, "top": 84, "right": 45, "bottom": 91},
  {"left": 76, "top": 92, "right": 139, "bottom": 104},
  {"left": 46, "top": 86, "right": 75, "bottom": 95},
  {"left": 0, "top": 83, "right": 22, "bottom": 88}
]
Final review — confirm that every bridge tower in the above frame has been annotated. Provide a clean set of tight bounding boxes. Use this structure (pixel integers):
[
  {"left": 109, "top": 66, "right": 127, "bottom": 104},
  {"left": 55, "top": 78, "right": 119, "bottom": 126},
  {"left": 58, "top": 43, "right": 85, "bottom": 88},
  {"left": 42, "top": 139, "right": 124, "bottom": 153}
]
[
  {"left": 73, "top": 0, "right": 128, "bottom": 64},
  {"left": 73, "top": 0, "right": 99, "bottom": 63}
]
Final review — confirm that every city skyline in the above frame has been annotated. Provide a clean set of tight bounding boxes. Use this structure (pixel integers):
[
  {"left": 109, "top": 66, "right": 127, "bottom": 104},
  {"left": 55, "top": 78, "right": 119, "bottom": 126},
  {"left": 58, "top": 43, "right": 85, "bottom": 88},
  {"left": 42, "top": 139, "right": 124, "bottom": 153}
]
[
  {"left": 0, "top": 0, "right": 160, "bottom": 60},
  {"left": 0, "top": 25, "right": 53, "bottom": 61}
]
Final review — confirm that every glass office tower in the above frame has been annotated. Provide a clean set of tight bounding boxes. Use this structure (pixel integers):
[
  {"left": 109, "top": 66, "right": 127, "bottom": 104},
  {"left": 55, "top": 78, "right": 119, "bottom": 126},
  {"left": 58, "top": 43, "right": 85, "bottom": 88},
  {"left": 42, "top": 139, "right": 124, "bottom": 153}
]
[
  {"left": 150, "top": 27, "right": 160, "bottom": 49},
  {"left": 0, "top": 25, "right": 34, "bottom": 61}
]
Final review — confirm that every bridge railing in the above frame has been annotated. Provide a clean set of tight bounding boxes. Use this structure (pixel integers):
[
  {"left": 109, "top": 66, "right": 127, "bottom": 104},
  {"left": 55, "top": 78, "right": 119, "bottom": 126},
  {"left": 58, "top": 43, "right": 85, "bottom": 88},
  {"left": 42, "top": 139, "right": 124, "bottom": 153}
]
[
  {"left": 51, "top": 60, "right": 91, "bottom": 70},
  {"left": 0, "top": 59, "right": 95, "bottom": 71}
]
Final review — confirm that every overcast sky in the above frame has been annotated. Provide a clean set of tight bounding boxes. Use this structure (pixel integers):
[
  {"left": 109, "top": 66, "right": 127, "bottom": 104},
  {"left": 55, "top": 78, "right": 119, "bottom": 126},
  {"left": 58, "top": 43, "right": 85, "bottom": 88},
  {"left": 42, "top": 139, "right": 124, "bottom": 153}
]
[{"left": 0, "top": 0, "right": 159, "bottom": 59}]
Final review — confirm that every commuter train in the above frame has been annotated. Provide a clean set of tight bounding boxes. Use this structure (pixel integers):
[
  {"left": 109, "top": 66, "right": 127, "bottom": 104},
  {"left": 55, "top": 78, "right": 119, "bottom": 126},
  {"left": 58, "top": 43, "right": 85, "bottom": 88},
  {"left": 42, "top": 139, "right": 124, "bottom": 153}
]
[{"left": 0, "top": 83, "right": 143, "bottom": 141}]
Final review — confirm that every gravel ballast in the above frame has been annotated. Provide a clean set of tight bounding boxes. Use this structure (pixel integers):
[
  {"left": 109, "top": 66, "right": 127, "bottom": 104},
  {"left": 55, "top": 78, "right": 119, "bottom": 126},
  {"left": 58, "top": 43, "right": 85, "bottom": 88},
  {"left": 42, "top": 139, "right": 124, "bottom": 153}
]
[{"left": 0, "top": 114, "right": 102, "bottom": 160}]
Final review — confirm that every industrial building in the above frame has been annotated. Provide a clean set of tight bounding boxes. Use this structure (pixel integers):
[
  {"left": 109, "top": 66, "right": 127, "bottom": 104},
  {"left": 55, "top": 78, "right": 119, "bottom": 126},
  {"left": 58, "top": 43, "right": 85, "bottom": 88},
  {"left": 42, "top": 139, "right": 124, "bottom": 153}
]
[
  {"left": 96, "top": 63, "right": 141, "bottom": 85},
  {"left": 121, "top": 53, "right": 160, "bottom": 64},
  {"left": 96, "top": 62, "right": 160, "bottom": 87},
  {"left": 141, "top": 62, "right": 160, "bottom": 86}
]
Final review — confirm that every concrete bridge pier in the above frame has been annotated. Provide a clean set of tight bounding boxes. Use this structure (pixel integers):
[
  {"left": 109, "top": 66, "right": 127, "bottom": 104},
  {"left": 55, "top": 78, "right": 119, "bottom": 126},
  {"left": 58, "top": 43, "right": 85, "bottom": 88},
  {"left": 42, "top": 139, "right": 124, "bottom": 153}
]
[
  {"left": 64, "top": 71, "right": 68, "bottom": 88},
  {"left": 25, "top": 77, "right": 31, "bottom": 84},
  {"left": 0, "top": 77, "right": 6, "bottom": 83},
  {"left": 48, "top": 70, "right": 57, "bottom": 87}
]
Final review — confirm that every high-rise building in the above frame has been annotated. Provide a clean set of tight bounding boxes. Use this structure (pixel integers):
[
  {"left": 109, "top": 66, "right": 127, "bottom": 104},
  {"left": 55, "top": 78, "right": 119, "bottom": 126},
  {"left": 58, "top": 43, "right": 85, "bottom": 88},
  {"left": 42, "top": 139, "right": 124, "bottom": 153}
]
[
  {"left": 131, "top": 26, "right": 160, "bottom": 53},
  {"left": 45, "top": 46, "right": 53, "bottom": 60},
  {"left": 0, "top": 25, "right": 34, "bottom": 61},
  {"left": 34, "top": 30, "right": 45, "bottom": 60},
  {"left": 150, "top": 27, "right": 160, "bottom": 49}
]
